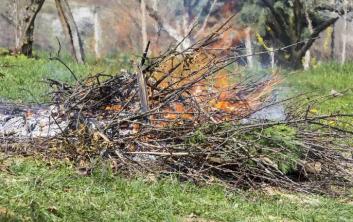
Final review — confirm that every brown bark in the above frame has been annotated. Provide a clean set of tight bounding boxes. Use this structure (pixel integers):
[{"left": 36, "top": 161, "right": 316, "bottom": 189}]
[
  {"left": 55, "top": 0, "right": 85, "bottom": 64},
  {"left": 19, "top": 0, "right": 45, "bottom": 56}
]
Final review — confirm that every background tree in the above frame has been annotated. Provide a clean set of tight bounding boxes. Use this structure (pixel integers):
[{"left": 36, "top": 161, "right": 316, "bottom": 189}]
[
  {"left": 239, "top": 0, "right": 351, "bottom": 68},
  {"left": 55, "top": 0, "right": 85, "bottom": 64},
  {"left": 141, "top": 0, "right": 238, "bottom": 50},
  {"left": 1, "top": 0, "right": 22, "bottom": 49},
  {"left": 1, "top": 0, "right": 85, "bottom": 62},
  {"left": 18, "top": 0, "right": 45, "bottom": 56}
]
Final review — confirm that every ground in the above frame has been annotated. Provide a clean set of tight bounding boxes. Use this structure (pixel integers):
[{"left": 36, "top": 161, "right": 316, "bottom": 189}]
[
  {"left": 0, "top": 55, "right": 353, "bottom": 221},
  {"left": 1, "top": 156, "right": 353, "bottom": 221}
]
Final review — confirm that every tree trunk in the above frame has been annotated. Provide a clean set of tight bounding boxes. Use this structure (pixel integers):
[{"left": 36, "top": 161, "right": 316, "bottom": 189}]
[
  {"left": 244, "top": 28, "right": 254, "bottom": 68},
  {"left": 341, "top": 0, "right": 348, "bottom": 65},
  {"left": 269, "top": 47, "right": 275, "bottom": 69},
  {"left": 94, "top": 6, "right": 102, "bottom": 60},
  {"left": 55, "top": 0, "right": 85, "bottom": 64},
  {"left": 260, "top": 0, "right": 339, "bottom": 69},
  {"left": 19, "top": 0, "right": 45, "bottom": 56},
  {"left": 303, "top": 51, "right": 311, "bottom": 70},
  {"left": 14, "top": 0, "right": 21, "bottom": 49},
  {"left": 140, "top": 0, "right": 148, "bottom": 51},
  {"left": 331, "top": 24, "right": 335, "bottom": 59}
]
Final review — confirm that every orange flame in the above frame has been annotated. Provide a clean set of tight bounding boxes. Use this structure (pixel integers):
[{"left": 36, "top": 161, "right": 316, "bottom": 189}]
[
  {"left": 150, "top": 50, "right": 278, "bottom": 124},
  {"left": 106, "top": 50, "right": 277, "bottom": 128},
  {"left": 105, "top": 104, "right": 123, "bottom": 112},
  {"left": 164, "top": 103, "right": 193, "bottom": 120}
]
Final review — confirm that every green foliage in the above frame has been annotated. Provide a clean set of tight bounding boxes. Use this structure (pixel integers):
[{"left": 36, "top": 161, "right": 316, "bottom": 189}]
[
  {"left": 228, "top": 123, "right": 302, "bottom": 174},
  {"left": 262, "top": 125, "right": 301, "bottom": 174},
  {"left": 238, "top": 1, "right": 266, "bottom": 33},
  {"left": 190, "top": 123, "right": 303, "bottom": 174},
  {"left": 1, "top": 156, "right": 353, "bottom": 221},
  {"left": 186, "top": 123, "right": 234, "bottom": 145},
  {"left": 0, "top": 48, "right": 10, "bottom": 56},
  {"left": 263, "top": 125, "right": 298, "bottom": 152},
  {"left": 187, "top": 129, "right": 206, "bottom": 145}
]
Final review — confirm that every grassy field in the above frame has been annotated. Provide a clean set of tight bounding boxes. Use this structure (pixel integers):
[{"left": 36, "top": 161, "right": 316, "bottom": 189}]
[
  {"left": 1, "top": 56, "right": 353, "bottom": 221},
  {"left": 0, "top": 53, "right": 130, "bottom": 103},
  {"left": 1, "top": 54, "right": 352, "bottom": 111},
  {"left": 286, "top": 63, "right": 353, "bottom": 114},
  {"left": 1, "top": 156, "right": 353, "bottom": 222}
]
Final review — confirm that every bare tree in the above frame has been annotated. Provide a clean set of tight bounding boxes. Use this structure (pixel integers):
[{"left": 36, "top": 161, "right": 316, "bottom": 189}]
[
  {"left": 303, "top": 8, "right": 314, "bottom": 70},
  {"left": 141, "top": 0, "right": 220, "bottom": 50},
  {"left": 18, "top": 0, "right": 45, "bottom": 56},
  {"left": 244, "top": 27, "right": 254, "bottom": 68},
  {"left": 93, "top": 6, "right": 102, "bottom": 59},
  {"left": 341, "top": 0, "right": 348, "bottom": 64},
  {"left": 3, "top": 0, "right": 85, "bottom": 62},
  {"left": 252, "top": 0, "right": 340, "bottom": 68},
  {"left": 14, "top": 0, "right": 21, "bottom": 49},
  {"left": 55, "top": 0, "right": 85, "bottom": 64},
  {"left": 140, "top": 0, "right": 148, "bottom": 50},
  {"left": 1, "top": 0, "right": 21, "bottom": 49}
]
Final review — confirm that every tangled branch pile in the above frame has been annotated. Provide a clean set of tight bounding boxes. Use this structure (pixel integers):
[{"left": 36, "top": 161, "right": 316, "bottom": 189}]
[{"left": 46, "top": 25, "right": 353, "bottom": 194}]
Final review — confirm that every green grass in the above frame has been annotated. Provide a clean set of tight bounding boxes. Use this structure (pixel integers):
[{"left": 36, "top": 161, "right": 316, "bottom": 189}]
[
  {"left": 0, "top": 156, "right": 352, "bottom": 222},
  {"left": 0, "top": 54, "right": 130, "bottom": 103},
  {"left": 286, "top": 62, "right": 353, "bottom": 114}
]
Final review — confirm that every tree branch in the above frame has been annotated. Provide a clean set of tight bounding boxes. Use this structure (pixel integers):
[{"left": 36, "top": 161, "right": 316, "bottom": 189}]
[
  {"left": 142, "top": 1, "right": 184, "bottom": 43},
  {"left": 315, "top": 4, "right": 353, "bottom": 16},
  {"left": 0, "top": 13, "right": 15, "bottom": 26},
  {"left": 260, "top": 0, "right": 291, "bottom": 45},
  {"left": 261, "top": 0, "right": 289, "bottom": 32},
  {"left": 298, "top": 17, "right": 339, "bottom": 59}
]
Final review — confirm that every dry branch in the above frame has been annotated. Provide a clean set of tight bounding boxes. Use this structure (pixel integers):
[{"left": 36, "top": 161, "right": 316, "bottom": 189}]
[{"left": 4, "top": 21, "right": 352, "bottom": 195}]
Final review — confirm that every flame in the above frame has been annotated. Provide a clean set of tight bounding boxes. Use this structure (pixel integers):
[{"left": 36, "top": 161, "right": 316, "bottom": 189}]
[
  {"left": 105, "top": 104, "right": 123, "bottom": 111},
  {"left": 214, "top": 72, "right": 231, "bottom": 89},
  {"left": 164, "top": 103, "right": 193, "bottom": 120},
  {"left": 150, "top": 50, "right": 278, "bottom": 124},
  {"left": 214, "top": 100, "right": 250, "bottom": 114},
  {"left": 209, "top": 27, "right": 250, "bottom": 49},
  {"left": 105, "top": 49, "right": 277, "bottom": 128}
]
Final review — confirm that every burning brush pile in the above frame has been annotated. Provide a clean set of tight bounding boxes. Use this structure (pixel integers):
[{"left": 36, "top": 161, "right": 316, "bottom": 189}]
[{"left": 40, "top": 28, "right": 352, "bottom": 194}]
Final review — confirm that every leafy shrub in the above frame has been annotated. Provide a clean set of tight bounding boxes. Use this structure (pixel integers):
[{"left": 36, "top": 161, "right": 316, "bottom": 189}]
[{"left": 261, "top": 125, "right": 302, "bottom": 174}]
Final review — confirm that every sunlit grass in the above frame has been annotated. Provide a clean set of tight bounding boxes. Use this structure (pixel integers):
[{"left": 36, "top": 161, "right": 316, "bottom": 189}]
[
  {"left": 286, "top": 62, "right": 353, "bottom": 114},
  {"left": 0, "top": 156, "right": 352, "bottom": 222},
  {"left": 0, "top": 53, "right": 130, "bottom": 103}
]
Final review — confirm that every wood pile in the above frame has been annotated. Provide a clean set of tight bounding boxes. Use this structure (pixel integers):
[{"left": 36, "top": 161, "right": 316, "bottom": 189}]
[{"left": 3, "top": 23, "right": 353, "bottom": 194}]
